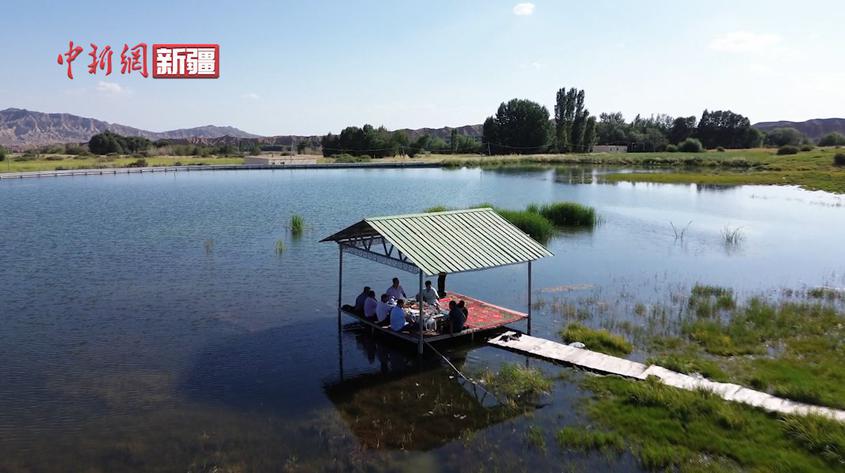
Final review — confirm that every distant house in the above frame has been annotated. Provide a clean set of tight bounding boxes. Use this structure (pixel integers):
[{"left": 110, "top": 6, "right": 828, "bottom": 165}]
[
  {"left": 592, "top": 145, "right": 628, "bottom": 153},
  {"left": 244, "top": 155, "right": 318, "bottom": 166}
]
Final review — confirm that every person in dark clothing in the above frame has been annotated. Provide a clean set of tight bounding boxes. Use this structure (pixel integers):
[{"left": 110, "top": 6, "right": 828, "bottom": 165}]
[
  {"left": 354, "top": 286, "right": 370, "bottom": 315},
  {"left": 448, "top": 300, "right": 466, "bottom": 333},
  {"left": 458, "top": 300, "right": 468, "bottom": 318}
]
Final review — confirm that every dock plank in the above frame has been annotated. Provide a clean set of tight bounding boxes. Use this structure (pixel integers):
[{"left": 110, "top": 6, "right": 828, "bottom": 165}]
[{"left": 488, "top": 331, "right": 845, "bottom": 422}]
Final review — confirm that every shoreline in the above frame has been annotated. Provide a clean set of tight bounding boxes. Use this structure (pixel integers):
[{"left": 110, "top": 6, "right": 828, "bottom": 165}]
[{"left": 0, "top": 161, "right": 443, "bottom": 180}]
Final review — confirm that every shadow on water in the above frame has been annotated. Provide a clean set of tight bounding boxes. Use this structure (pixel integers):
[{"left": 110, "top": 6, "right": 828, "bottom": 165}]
[{"left": 324, "top": 327, "right": 528, "bottom": 452}]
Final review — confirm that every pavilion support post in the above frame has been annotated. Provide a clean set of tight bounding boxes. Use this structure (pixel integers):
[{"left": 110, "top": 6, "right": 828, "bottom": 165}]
[
  {"left": 337, "top": 246, "right": 343, "bottom": 332},
  {"left": 418, "top": 269, "right": 424, "bottom": 355},
  {"left": 527, "top": 261, "right": 532, "bottom": 335}
]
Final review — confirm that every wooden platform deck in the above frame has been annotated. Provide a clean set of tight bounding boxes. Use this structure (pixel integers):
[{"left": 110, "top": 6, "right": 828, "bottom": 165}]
[
  {"left": 489, "top": 331, "right": 845, "bottom": 422},
  {"left": 342, "top": 292, "right": 527, "bottom": 344}
]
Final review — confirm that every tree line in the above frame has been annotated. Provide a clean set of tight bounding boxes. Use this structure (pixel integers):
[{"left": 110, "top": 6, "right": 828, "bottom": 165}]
[{"left": 320, "top": 125, "right": 481, "bottom": 158}]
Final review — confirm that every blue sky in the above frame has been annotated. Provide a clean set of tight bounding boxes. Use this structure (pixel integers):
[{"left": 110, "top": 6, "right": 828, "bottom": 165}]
[{"left": 1, "top": 0, "right": 843, "bottom": 136}]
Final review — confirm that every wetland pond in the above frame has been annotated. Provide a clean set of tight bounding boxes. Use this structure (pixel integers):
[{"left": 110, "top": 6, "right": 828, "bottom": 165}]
[{"left": 1, "top": 166, "right": 844, "bottom": 472}]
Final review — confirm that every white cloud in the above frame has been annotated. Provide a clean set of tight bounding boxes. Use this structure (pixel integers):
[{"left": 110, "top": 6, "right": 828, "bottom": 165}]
[
  {"left": 96, "top": 81, "right": 125, "bottom": 95},
  {"left": 241, "top": 92, "right": 260, "bottom": 100},
  {"left": 513, "top": 3, "right": 535, "bottom": 16},
  {"left": 709, "top": 31, "right": 781, "bottom": 53}
]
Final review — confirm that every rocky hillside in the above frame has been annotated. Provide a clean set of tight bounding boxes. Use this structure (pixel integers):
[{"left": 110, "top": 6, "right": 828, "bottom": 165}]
[
  {"left": 753, "top": 118, "right": 845, "bottom": 141},
  {"left": 0, "top": 108, "right": 260, "bottom": 148},
  {"left": 0, "top": 107, "right": 484, "bottom": 149}
]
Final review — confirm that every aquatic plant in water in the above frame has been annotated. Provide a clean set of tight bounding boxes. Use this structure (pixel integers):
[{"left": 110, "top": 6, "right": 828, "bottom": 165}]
[
  {"left": 721, "top": 226, "right": 744, "bottom": 247},
  {"left": 290, "top": 215, "right": 305, "bottom": 236},
  {"left": 275, "top": 239, "right": 285, "bottom": 255},
  {"left": 560, "top": 322, "right": 633, "bottom": 356}
]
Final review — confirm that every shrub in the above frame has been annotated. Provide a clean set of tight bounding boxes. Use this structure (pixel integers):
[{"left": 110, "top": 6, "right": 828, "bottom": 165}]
[
  {"left": 777, "top": 145, "right": 799, "bottom": 155},
  {"left": 560, "top": 323, "right": 633, "bottom": 355},
  {"left": 678, "top": 138, "right": 703, "bottom": 153},
  {"left": 537, "top": 202, "right": 597, "bottom": 227},
  {"left": 496, "top": 209, "right": 555, "bottom": 243},
  {"left": 127, "top": 158, "right": 148, "bottom": 168},
  {"left": 716, "top": 146, "right": 726, "bottom": 152},
  {"left": 834, "top": 153, "right": 845, "bottom": 166},
  {"left": 818, "top": 132, "right": 845, "bottom": 147},
  {"left": 44, "top": 155, "right": 64, "bottom": 161},
  {"left": 665, "top": 144, "right": 678, "bottom": 152},
  {"left": 424, "top": 205, "right": 450, "bottom": 213},
  {"left": 0, "top": 146, "right": 6, "bottom": 161},
  {"left": 800, "top": 145, "right": 814, "bottom": 152}
]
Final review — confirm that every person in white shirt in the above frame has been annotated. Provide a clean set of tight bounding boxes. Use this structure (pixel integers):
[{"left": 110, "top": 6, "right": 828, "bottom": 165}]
[
  {"left": 363, "top": 290, "right": 378, "bottom": 320},
  {"left": 386, "top": 277, "right": 406, "bottom": 301},
  {"left": 390, "top": 299, "right": 416, "bottom": 332},
  {"left": 416, "top": 280, "right": 440, "bottom": 308},
  {"left": 375, "top": 294, "right": 391, "bottom": 326}
]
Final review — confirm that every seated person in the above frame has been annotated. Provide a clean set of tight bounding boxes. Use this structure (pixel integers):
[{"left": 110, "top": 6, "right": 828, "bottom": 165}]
[
  {"left": 416, "top": 280, "right": 440, "bottom": 308},
  {"left": 458, "top": 300, "right": 468, "bottom": 318},
  {"left": 353, "top": 286, "right": 371, "bottom": 315},
  {"left": 390, "top": 299, "right": 416, "bottom": 332},
  {"left": 375, "top": 294, "right": 391, "bottom": 326},
  {"left": 386, "top": 277, "right": 406, "bottom": 301},
  {"left": 363, "top": 290, "right": 378, "bottom": 321},
  {"left": 448, "top": 300, "right": 466, "bottom": 333}
]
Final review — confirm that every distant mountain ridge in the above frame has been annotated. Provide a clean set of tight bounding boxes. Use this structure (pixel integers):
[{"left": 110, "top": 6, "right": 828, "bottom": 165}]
[
  {"left": 753, "top": 118, "right": 845, "bottom": 141},
  {"left": 0, "top": 108, "right": 261, "bottom": 148},
  {"left": 0, "top": 108, "right": 484, "bottom": 149}
]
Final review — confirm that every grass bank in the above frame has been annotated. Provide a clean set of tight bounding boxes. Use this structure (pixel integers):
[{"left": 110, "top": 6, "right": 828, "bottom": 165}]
[
  {"left": 0, "top": 154, "right": 245, "bottom": 173},
  {"left": 434, "top": 148, "right": 845, "bottom": 194},
  {"left": 577, "top": 375, "right": 845, "bottom": 472}
]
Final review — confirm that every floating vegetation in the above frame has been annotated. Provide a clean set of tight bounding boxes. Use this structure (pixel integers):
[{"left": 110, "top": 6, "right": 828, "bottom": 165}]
[
  {"left": 203, "top": 239, "right": 214, "bottom": 254},
  {"left": 560, "top": 323, "right": 632, "bottom": 356},
  {"left": 721, "top": 225, "right": 744, "bottom": 247},
  {"left": 424, "top": 205, "right": 450, "bottom": 213},
  {"left": 480, "top": 363, "right": 552, "bottom": 404},
  {"left": 290, "top": 214, "right": 305, "bottom": 236},
  {"left": 274, "top": 239, "right": 286, "bottom": 255}
]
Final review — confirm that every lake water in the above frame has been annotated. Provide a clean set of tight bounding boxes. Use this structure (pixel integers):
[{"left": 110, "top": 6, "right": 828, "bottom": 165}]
[{"left": 1, "top": 167, "right": 843, "bottom": 471}]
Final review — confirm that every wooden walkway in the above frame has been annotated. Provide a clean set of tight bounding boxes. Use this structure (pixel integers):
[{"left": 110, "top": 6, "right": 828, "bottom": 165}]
[{"left": 488, "top": 331, "right": 845, "bottom": 422}]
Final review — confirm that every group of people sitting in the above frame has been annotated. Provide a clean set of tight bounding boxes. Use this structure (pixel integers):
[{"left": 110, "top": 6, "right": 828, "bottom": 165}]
[{"left": 350, "top": 277, "right": 468, "bottom": 334}]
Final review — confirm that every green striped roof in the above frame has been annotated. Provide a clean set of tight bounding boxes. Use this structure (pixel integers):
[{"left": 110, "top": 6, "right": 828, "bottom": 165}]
[{"left": 322, "top": 208, "right": 552, "bottom": 275}]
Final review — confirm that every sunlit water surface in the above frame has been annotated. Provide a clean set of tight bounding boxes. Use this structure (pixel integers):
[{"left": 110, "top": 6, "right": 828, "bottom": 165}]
[{"left": 1, "top": 167, "right": 843, "bottom": 471}]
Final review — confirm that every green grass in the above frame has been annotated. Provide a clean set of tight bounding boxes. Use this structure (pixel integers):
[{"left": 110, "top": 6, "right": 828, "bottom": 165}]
[
  {"left": 579, "top": 376, "right": 845, "bottom": 472},
  {"left": 657, "top": 287, "right": 845, "bottom": 409},
  {"left": 290, "top": 214, "right": 304, "bottom": 235},
  {"left": 534, "top": 201, "right": 597, "bottom": 227},
  {"left": 647, "top": 353, "right": 729, "bottom": 381},
  {"left": 555, "top": 427, "right": 623, "bottom": 452},
  {"left": 434, "top": 148, "right": 845, "bottom": 194},
  {"left": 422, "top": 200, "right": 594, "bottom": 242},
  {"left": 525, "top": 425, "right": 547, "bottom": 451},
  {"left": 560, "top": 323, "right": 633, "bottom": 356},
  {"left": 480, "top": 363, "right": 552, "bottom": 402},
  {"left": 0, "top": 154, "right": 245, "bottom": 173},
  {"left": 495, "top": 209, "right": 556, "bottom": 243}
]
